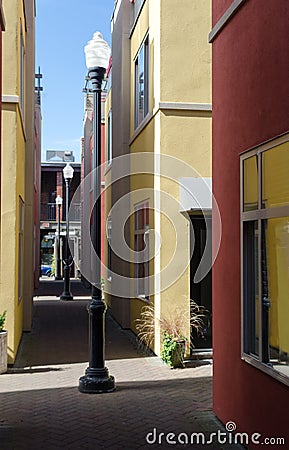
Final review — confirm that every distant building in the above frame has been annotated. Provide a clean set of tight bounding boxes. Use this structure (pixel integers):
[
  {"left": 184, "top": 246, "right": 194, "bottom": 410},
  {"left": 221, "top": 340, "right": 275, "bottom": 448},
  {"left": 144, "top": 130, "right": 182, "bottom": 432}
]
[
  {"left": 34, "top": 67, "right": 43, "bottom": 288},
  {"left": 45, "top": 149, "right": 75, "bottom": 162},
  {"left": 40, "top": 161, "right": 81, "bottom": 278},
  {"left": 81, "top": 88, "right": 106, "bottom": 284}
]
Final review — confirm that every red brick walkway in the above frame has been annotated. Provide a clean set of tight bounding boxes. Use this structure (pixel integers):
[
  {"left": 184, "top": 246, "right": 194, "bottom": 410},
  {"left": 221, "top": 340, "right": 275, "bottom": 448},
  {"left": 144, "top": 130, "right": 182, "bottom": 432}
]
[{"left": 0, "top": 280, "right": 243, "bottom": 449}]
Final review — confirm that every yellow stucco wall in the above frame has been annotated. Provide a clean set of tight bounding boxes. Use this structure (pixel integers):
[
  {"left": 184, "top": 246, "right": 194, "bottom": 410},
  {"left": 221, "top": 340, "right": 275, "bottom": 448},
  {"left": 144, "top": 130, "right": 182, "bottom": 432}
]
[
  {"left": 1, "top": 0, "right": 27, "bottom": 363},
  {"left": 160, "top": 0, "right": 211, "bottom": 104},
  {"left": 128, "top": 0, "right": 212, "bottom": 355}
]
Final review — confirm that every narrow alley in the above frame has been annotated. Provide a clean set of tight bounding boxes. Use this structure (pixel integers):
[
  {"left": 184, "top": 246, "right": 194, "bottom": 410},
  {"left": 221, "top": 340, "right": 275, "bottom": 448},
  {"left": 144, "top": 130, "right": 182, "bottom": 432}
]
[{"left": 0, "top": 280, "right": 242, "bottom": 450}]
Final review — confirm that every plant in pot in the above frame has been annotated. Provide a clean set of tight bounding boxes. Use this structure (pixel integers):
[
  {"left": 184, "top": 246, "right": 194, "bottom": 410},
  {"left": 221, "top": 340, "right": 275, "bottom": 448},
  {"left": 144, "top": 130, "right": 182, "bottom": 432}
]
[
  {"left": 0, "top": 310, "right": 7, "bottom": 374},
  {"left": 135, "top": 300, "right": 209, "bottom": 369}
]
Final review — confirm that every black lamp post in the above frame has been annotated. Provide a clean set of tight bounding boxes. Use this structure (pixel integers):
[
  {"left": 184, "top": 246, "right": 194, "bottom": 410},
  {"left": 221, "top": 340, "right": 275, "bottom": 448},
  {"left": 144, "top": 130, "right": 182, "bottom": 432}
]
[
  {"left": 55, "top": 195, "right": 63, "bottom": 280},
  {"left": 78, "top": 32, "right": 115, "bottom": 394},
  {"left": 60, "top": 163, "right": 74, "bottom": 301}
]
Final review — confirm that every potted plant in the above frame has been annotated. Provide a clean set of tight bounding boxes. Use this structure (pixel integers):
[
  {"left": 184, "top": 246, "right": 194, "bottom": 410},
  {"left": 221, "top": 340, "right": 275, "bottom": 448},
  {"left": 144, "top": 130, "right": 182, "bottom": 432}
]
[
  {"left": 135, "top": 300, "right": 209, "bottom": 369},
  {"left": 0, "top": 310, "right": 7, "bottom": 374}
]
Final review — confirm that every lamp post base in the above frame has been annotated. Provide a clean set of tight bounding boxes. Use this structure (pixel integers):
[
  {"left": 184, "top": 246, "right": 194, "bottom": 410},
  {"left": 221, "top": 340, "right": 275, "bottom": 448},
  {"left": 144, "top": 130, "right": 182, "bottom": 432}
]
[
  {"left": 60, "top": 292, "right": 73, "bottom": 301},
  {"left": 78, "top": 367, "right": 115, "bottom": 394},
  {"left": 55, "top": 275, "right": 63, "bottom": 281}
]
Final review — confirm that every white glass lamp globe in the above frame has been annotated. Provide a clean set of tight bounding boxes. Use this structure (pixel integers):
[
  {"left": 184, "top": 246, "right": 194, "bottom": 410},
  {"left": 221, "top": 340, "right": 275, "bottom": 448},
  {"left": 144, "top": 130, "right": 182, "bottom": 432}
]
[
  {"left": 56, "top": 195, "right": 63, "bottom": 206},
  {"left": 84, "top": 32, "right": 111, "bottom": 70},
  {"left": 63, "top": 163, "right": 74, "bottom": 180}
]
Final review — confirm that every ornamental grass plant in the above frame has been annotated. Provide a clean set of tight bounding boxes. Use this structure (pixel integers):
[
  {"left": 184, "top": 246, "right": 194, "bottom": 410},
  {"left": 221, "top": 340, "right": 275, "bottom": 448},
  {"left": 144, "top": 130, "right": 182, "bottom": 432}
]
[{"left": 135, "top": 300, "right": 210, "bottom": 367}]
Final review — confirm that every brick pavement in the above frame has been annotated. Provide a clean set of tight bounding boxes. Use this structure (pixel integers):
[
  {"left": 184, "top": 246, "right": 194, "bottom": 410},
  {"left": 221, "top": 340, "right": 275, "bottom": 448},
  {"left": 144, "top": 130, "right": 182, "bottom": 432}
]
[{"left": 0, "top": 280, "right": 244, "bottom": 450}]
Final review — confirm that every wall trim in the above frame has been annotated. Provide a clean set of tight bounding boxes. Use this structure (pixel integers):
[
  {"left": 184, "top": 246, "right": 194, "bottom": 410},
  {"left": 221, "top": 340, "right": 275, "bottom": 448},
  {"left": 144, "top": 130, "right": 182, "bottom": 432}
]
[
  {"left": 129, "top": 111, "right": 154, "bottom": 145},
  {"left": 159, "top": 102, "right": 212, "bottom": 112},
  {"left": 2, "top": 95, "right": 19, "bottom": 104},
  {"left": 130, "top": 101, "right": 212, "bottom": 145},
  {"left": 209, "top": 0, "right": 248, "bottom": 43}
]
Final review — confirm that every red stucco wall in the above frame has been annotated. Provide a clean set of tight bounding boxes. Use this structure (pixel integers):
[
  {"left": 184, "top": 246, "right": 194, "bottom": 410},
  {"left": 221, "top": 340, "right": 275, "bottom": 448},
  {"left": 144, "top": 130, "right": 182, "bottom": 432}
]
[{"left": 212, "top": 0, "right": 289, "bottom": 445}]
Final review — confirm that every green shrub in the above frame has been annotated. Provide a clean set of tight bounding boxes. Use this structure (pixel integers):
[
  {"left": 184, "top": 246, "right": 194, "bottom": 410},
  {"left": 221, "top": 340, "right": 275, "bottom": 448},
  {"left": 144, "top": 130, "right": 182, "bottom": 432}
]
[{"left": 0, "top": 310, "right": 7, "bottom": 332}]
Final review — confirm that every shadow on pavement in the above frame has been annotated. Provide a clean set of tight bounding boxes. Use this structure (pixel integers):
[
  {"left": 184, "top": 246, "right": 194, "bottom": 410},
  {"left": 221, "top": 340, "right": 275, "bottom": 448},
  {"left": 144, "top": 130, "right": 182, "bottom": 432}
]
[
  {"left": 0, "top": 377, "right": 222, "bottom": 450},
  {"left": 14, "top": 279, "right": 146, "bottom": 368}
]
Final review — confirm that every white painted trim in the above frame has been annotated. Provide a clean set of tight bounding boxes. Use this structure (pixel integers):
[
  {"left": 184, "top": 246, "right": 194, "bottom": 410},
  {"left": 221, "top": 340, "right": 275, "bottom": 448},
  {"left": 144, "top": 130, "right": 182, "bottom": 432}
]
[
  {"left": 154, "top": 112, "right": 161, "bottom": 356},
  {"left": 242, "top": 354, "right": 289, "bottom": 388},
  {"left": 2, "top": 95, "right": 19, "bottom": 104},
  {"left": 209, "top": 0, "right": 247, "bottom": 43},
  {"left": 159, "top": 102, "right": 212, "bottom": 112}
]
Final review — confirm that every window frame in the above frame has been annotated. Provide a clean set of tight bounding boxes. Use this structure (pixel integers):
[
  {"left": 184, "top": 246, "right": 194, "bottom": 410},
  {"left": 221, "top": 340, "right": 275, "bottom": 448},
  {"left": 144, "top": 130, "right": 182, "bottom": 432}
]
[
  {"left": 134, "top": 200, "right": 150, "bottom": 301},
  {"left": 107, "top": 109, "right": 113, "bottom": 165},
  {"left": 134, "top": 34, "right": 149, "bottom": 129},
  {"left": 107, "top": 217, "right": 112, "bottom": 282},
  {"left": 241, "top": 132, "right": 289, "bottom": 387},
  {"left": 20, "top": 20, "right": 25, "bottom": 116},
  {"left": 18, "top": 197, "right": 24, "bottom": 303}
]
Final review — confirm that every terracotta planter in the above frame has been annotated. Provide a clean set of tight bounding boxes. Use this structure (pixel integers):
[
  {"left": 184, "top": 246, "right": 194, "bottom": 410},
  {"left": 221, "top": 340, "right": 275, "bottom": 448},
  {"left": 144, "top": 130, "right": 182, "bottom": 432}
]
[{"left": 0, "top": 331, "right": 8, "bottom": 374}]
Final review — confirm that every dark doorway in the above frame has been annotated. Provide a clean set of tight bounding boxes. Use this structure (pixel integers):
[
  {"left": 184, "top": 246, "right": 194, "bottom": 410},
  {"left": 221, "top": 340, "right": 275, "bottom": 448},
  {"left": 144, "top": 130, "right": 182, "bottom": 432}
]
[{"left": 190, "top": 214, "right": 212, "bottom": 351}]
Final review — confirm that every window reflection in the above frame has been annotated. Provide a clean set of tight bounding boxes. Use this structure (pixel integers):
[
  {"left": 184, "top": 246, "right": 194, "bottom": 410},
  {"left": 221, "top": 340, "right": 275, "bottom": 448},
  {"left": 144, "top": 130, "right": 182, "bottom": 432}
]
[
  {"left": 262, "top": 142, "right": 289, "bottom": 208},
  {"left": 266, "top": 217, "right": 289, "bottom": 375},
  {"left": 243, "top": 156, "right": 258, "bottom": 211}
]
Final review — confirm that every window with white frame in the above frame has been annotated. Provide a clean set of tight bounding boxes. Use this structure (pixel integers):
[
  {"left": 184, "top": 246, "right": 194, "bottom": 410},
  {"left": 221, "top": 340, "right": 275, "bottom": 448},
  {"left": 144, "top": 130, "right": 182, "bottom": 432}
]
[
  {"left": 20, "top": 22, "right": 25, "bottom": 115},
  {"left": 134, "top": 35, "right": 149, "bottom": 129},
  {"left": 241, "top": 134, "right": 289, "bottom": 385},
  {"left": 134, "top": 200, "right": 149, "bottom": 300},
  {"left": 107, "top": 109, "right": 112, "bottom": 164},
  {"left": 18, "top": 197, "right": 24, "bottom": 303}
]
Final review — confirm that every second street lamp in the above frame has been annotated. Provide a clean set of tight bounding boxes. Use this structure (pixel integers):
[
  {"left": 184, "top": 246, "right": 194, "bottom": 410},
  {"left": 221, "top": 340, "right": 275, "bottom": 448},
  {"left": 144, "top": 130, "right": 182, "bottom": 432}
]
[
  {"left": 60, "top": 163, "right": 74, "bottom": 301},
  {"left": 78, "top": 32, "right": 115, "bottom": 394},
  {"left": 55, "top": 195, "right": 63, "bottom": 280}
]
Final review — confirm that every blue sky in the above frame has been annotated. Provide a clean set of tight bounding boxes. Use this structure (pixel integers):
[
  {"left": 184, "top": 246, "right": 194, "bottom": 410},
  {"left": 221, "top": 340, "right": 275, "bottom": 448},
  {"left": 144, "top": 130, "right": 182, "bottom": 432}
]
[{"left": 36, "top": 0, "right": 115, "bottom": 162}]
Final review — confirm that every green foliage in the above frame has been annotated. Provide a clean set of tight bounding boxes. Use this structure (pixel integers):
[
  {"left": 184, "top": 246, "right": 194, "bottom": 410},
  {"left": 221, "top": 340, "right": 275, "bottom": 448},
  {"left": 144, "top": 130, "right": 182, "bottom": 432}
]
[
  {"left": 161, "top": 332, "right": 187, "bottom": 368},
  {"left": 0, "top": 310, "right": 7, "bottom": 332}
]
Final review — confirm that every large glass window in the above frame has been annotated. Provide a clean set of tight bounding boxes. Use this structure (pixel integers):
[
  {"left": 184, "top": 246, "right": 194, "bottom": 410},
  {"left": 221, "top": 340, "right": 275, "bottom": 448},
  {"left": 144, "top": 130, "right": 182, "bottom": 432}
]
[
  {"left": 134, "top": 35, "right": 149, "bottom": 129},
  {"left": 242, "top": 137, "right": 289, "bottom": 384}
]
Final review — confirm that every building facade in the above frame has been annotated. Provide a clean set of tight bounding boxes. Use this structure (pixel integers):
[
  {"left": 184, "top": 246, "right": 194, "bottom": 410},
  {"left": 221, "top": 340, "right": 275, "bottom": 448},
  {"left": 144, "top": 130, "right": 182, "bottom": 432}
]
[
  {"left": 211, "top": 0, "right": 289, "bottom": 443},
  {"left": 106, "top": 0, "right": 212, "bottom": 355},
  {"left": 1, "top": 0, "right": 36, "bottom": 363},
  {"left": 34, "top": 68, "right": 43, "bottom": 288},
  {"left": 81, "top": 92, "right": 106, "bottom": 285}
]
